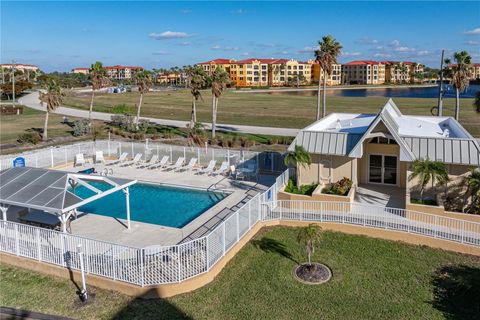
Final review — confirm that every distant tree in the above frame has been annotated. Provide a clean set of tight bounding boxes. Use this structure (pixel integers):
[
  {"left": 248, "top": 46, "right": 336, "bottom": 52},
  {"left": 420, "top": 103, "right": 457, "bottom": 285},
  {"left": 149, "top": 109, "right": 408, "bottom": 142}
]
[
  {"left": 133, "top": 70, "right": 153, "bottom": 130},
  {"left": 445, "top": 51, "right": 472, "bottom": 120},
  {"left": 188, "top": 66, "right": 208, "bottom": 127},
  {"left": 89, "top": 61, "right": 110, "bottom": 124},
  {"left": 474, "top": 89, "right": 480, "bottom": 113},
  {"left": 0, "top": 80, "right": 33, "bottom": 100},
  {"left": 315, "top": 35, "right": 342, "bottom": 119},
  {"left": 408, "top": 159, "right": 449, "bottom": 202},
  {"left": 394, "top": 63, "right": 409, "bottom": 83},
  {"left": 210, "top": 67, "right": 229, "bottom": 139},
  {"left": 38, "top": 79, "right": 64, "bottom": 141},
  {"left": 297, "top": 224, "right": 322, "bottom": 266}
]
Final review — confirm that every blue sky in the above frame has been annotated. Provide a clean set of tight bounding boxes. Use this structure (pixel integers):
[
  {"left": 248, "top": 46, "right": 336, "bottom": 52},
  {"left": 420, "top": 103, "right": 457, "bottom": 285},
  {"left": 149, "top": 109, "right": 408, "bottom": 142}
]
[{"left": 1, "top": 1, "right": 479, "bottom": 72}]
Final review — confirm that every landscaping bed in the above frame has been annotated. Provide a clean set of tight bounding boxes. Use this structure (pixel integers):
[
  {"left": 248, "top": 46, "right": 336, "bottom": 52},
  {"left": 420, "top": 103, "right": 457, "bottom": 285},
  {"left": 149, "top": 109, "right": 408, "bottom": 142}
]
[{"left": 1, "top": 227, "right": 479, "bottom": 320}]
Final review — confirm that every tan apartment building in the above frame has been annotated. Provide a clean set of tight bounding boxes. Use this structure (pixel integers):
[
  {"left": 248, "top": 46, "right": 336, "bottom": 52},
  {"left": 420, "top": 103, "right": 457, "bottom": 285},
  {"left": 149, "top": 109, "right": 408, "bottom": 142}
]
[
  {"left": 447, "top": 63, "right": 480, "bottom": 80},
  {"left": 342, "top": 60, "right": 386, "bottom": 85},
  {"left": 71, "top": 65, "right": 143, "bottom": 80},
  {"left": 383, "top": 61, "right": 425, "bottom": 83},
  {"left": 312, "top": 62, "right": 342, "bottom": 85},
  {"left": 71, "top": 68, "right": 90, "bottom": 75},
  {"left": 198, "top": 59, "right": 235, "bottom": 76},
  {"left": 0, "top": 63, "right": 40, "bottom": 73}
]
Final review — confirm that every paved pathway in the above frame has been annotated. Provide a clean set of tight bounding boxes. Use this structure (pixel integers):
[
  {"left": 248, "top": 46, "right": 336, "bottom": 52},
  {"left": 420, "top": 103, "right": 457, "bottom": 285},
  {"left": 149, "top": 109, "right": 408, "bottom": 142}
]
[{"left": 19, "top": 91, "right": 299, "bottom": 137}]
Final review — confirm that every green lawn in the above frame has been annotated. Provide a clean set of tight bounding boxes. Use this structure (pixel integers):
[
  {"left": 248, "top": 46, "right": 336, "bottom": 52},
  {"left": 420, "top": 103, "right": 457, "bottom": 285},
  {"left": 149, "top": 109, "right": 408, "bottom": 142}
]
[
  {"left": 1, "top": 227, "right": 479, "bottom": 320},
  {"left": 64, "top": 90, "right": 480, "bottom": 137}
]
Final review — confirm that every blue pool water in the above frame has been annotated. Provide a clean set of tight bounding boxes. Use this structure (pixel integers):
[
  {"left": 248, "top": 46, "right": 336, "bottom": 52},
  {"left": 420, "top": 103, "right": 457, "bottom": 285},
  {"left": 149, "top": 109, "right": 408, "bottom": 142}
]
[{"left": 74, "top": 182, "right": 227, "bottom": 228}]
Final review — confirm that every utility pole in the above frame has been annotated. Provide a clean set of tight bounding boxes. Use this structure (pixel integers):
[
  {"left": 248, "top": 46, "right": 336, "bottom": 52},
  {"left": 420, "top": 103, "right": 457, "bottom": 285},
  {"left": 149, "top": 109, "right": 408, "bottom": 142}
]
[
  {"left": 11, "top": 60, "right": 16, "bottom": 109},
  {"left": 437, "top": 50, "right": 445, "bottom": 116}
]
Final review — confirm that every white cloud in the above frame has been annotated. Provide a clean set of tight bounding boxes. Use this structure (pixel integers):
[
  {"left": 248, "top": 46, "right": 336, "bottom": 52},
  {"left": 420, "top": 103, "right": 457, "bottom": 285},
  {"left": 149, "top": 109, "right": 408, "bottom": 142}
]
[
  {"left": 178, "top": 42, "right": 191, "bottom": 46},
  {"left": 149, "top": 31, "right": 191, "bottom": 40},
  {"left": 297, "top": 46, "right": 314, "bottom": 54},
  {"left": 464, "top": 27, "right": 480, "bottom": 35},
  {"left": 341, "top": 51, "right": 362, "bottom": 57},
  {"left": 211, "top": 45, "right": 240, "bottom": 51},
  {"left": 416, "top": 50, "right": 430, "bottom": 56},
  {"left": 374, "top": 53, "right": 392, "bottom": 58},
  {"left": 231, "top": 9, "right": 246, "bottom": 14},
  {"left": 179, "top": 9, "right": 191, "bottom": 14},
  {"left": 465, "top": 40, "right": 480, "bottom": 46},
  {"left": 356, "top": 38, "right": 379, "bottom": 45},
  {"left": 394, "top": 46, "right": 415, "bottom": 52},
  {"left": 241, "top": 52, "right": 250, "bottom": 56},
  {"left": 152, "top": 50, "right": 168, "bottom": 55},
  {"left": 389, "top": 40, "right": 401, "bottom": 47}
]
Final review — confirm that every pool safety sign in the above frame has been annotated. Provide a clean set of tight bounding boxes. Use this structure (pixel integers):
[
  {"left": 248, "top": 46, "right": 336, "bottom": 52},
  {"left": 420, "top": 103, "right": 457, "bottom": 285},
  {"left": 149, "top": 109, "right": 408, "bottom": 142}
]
[{"left": 13, "top": 157, "right": 26, "bottom": 168}]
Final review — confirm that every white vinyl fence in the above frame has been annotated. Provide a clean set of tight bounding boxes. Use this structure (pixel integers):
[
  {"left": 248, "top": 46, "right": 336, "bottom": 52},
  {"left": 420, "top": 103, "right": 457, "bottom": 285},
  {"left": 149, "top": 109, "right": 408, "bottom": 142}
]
[
  {"left": 0, "top": 169, "right": 479, "bottom": 288},
  {"left": 0, "top": 140, "right": 286, "bottom": 173}
]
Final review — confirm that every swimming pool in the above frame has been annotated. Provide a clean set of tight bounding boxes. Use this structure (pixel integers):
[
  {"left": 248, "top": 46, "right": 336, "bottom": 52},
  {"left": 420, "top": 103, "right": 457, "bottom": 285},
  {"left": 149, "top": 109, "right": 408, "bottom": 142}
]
[{"left": 74, "top": 182, "right": 227, "bottom": 228}]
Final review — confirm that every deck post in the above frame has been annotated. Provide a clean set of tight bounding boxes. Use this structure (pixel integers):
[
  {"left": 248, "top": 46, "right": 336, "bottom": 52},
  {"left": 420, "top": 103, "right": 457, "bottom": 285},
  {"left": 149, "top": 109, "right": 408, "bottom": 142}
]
[
  {"left": 0, "top": 205, "right": 8, "bottom": 221},
  {"left": 124, "top": 187, "right": 131, "bottom": 229}
]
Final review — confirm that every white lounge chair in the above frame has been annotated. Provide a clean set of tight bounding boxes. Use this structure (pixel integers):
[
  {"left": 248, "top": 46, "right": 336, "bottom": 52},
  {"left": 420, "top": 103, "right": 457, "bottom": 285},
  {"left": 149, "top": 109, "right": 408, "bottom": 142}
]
[
  {"left": 138, "top": 155, "right": 158, "bottom": 168},
  {"left": 94, "top": 151, "right": 105, "bottom": 164},
  {"left": 176, "top": 158, "right": 197, "bottom": 172},
  {"left": 74, "top": 153, "right": 85, "bottom": 167},
  {"left": 121, "top": 153, "right": 142, "bottom": 167},
  {"left": 166, "top": 157, "right": 185, "bottom": 171},
  {"left": 198, "top": 160, "right": 216, "bottom": 175},
  {"left": 213, "top": 161, "right": 230, "bottom": 176},
  {"left": 149, "top": 156, "right": 169, "bottom": 169},
  {"left": 106, "top": 152, "right": 128, "bottom": 166}
]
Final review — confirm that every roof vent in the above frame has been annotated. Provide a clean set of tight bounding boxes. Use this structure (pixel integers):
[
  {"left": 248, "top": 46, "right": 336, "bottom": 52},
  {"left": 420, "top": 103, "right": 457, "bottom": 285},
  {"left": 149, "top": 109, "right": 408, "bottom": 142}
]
[
  {"left": 335, "top": 119, "right": 341, "bottom": 130},
  {"left": 418, "top": 124, "right": 422, "bottom": 128},
  {"left": 349, "top": 120, "right": 353, "bottom": 126},
  {"left": 442, "top": 129, "right": 450, "bottom": 138}
]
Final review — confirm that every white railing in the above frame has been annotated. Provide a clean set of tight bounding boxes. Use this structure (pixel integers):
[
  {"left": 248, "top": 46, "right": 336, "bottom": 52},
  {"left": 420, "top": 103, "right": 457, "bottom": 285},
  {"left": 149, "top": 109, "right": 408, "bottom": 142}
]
[
  {"left": 1, "top": 169, "right": 479, "bottom": 288},
  {"left": 0, "top": 140, "right": 286, "bottom": 173}
]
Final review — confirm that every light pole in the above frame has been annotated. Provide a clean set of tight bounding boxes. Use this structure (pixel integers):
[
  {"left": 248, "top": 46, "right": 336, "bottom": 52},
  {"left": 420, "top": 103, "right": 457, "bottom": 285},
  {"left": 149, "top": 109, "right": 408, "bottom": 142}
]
[
  {"left": 11, "top": 60, "right": 16, "bottom": 109},
  {"left": 437, "top": 50, "right": 445, "bottom": 116},
  {"left": 76, "top": 244, "right": 88, "bottom": 302}
]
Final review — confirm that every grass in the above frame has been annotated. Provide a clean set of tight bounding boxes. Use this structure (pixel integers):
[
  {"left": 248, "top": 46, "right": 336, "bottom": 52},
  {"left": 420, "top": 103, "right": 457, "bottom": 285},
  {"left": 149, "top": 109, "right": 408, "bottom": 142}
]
[
  {"left": 63, "top": 89, "right": 480, "bottom": 137},
  {"left": 1, "top": 227, "right": 479, "bottom": 320}
]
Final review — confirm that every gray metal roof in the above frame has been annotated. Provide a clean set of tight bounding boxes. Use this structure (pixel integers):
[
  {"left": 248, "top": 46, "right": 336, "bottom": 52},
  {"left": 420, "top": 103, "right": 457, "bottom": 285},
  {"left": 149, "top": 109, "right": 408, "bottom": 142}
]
[
  {"left": 289, "top": 131, "right": 362, "bottom": 155},
  {"left": 0, "top": 167, "right": 136, "bottom": 214}
]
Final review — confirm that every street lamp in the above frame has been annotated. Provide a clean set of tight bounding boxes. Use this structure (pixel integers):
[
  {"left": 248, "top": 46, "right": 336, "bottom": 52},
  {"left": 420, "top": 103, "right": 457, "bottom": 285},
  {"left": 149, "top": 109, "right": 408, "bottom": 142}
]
[{"left": 76, "top": 244, "right": 88, "bottom": 302}]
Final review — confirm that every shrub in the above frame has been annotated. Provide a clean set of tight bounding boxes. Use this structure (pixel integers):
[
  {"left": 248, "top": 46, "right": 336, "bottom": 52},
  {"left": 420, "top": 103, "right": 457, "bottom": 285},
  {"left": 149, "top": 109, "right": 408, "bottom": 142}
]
[
  {"left": 322, "top": 177, "right": 353, "bottom": 196},
  {"left": 17, "top": 131, "right": 41, "bottom": 145},
  {"left": 110, "top": 114, "right": 150, "bottom": 133},
  {"left": 411, "top": 198, "right": 438, "bottom": 206},
  {"left": 284, "top": 179, "right": 318, "bottom": 196},
  {"left": 72, "top": 119, "right": 90, "bottom": 137}
]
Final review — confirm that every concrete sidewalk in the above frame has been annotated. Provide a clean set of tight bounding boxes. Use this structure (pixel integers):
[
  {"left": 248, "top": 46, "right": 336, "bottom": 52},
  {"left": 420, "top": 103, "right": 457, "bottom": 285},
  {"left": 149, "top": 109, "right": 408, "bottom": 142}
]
[{"left": 19, "top": 91, "right": 299, "bottom": 137}]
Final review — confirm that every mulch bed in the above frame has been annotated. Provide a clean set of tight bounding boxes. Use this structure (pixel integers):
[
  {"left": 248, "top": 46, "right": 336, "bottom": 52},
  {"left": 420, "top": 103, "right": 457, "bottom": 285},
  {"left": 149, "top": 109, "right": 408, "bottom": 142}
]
[{"left": 293, "top": 262, "right": 332, "bottom": 285}]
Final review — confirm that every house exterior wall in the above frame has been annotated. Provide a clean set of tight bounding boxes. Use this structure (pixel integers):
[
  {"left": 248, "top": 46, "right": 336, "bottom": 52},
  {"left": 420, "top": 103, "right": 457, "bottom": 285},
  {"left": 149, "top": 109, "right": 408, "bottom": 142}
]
[{"left": 297, "top": 154, "right": 353, "bottom": 185}]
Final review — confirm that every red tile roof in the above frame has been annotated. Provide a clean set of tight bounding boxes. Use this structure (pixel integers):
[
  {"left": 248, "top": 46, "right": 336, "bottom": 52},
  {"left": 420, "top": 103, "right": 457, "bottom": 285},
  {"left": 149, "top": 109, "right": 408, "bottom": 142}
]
[
  {"left": 105, "top": 65, "right": 143, "bottom": 69},
  {"left": 0, "top": 63, "right": 39, "bottom": 68},
  {"left": 344, "top": 60, "right": 383, "bottom": 66},
  {"left": 234, "top": 58, "right": 291, "bottom": 64},
  {"left": 198, "top": 59, "right": 234, "bottom": 65}
]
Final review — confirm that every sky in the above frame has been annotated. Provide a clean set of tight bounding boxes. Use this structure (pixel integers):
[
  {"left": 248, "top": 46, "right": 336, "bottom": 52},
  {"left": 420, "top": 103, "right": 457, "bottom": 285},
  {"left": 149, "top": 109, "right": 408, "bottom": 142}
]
[{"left": 1, "top": 1, "right": 479, "bottom": 72}]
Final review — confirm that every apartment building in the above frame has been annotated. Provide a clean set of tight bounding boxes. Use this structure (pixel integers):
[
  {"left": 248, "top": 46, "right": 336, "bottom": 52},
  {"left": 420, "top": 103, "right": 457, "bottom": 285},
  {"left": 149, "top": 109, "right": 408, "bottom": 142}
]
[
  {"left": 311, "top": 62, "right": 342, "bottom": 85},
  {"left": 1, "top": 63, "right": 39, "bottom": 73},
  {"left": 71, "top": 65, "right": 143, "bottom": 80},
  {"left": 198, "top": 59, "right": 235, "bottom": 76},
  {"left": 447, "top": 63, "right": 480, "bottom": 80},
  {"left": 383, "top": 61, "right": 425, "bottom": 83},
  {"left": 342, "top": 60, "right": 386, "bottom": 85}
]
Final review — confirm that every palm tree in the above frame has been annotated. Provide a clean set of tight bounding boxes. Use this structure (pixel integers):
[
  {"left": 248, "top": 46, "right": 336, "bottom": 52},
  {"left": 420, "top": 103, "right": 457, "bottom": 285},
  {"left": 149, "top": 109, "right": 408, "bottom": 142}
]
[
  {"left": 39, "top": 79, "right": 64, "bottom": 141},
  {"left": 210, "top": 67, "right": 229, "bottom": 139},
  {"left": 408, "top": 159, "right": 449, "bottom": 203},
  {"left": 89, "top": 61, "right": 110, "bottom": 123},
  {"left": 445, "top": 51, "right": 472, "bottom": 120},
  {"left": 134, "top": 70, "right": 153, "bottom": 130},
  {"left": 284, "top": 145, "right": 311, "bottom": 186},
  {"left": 297, "top": 224, "right": 322, "bottom": 266},
  {"left": 464, "top": 168, "right": 480, "bottom": 213},
  {"left": 188, "top": 66, "right": 208, "bottom": 127},
  {"left": 314, "top": 35, "right": 342, "bottom": 120},
  {"left": 473, "top": 91, "right": 480, "bottom": 113}
]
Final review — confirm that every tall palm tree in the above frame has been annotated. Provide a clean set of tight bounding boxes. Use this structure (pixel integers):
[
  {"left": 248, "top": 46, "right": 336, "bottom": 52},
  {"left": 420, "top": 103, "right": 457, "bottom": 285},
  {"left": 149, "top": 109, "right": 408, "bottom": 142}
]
[
  {"left": 210, "top": 67, "right": 229, "bottom": 139},
  {"left": 445, "top": 51, "right": 472, "bottom": 120},
  {"left": 89, "top": 61, "right": 110, "bottom": 123},
  {"left": 39, "top": 79, "right": 64, "bottom": 141},
  {"left": 408, "top": 159, "right": 449, "bottom": 202},
  {"left": 188, "top": 66, "right": 208, "bottom": 127},
  {"left": 284, "top": 145, "right": 312, "bottom": 186},
  {"left": 314, "top": 35, "right": 342, "bottom": 120},
  {"left": 464, "top": 168, "right": 480, "bottom": 213},
  {"left": 134, "top": 70, "right": 153, "bottom": 130},
  {"left": 297, "top": 224, "right": 322, "bottom": 266},
  {"left": 474, "top": 91, "right": 480, "bottom": 113}
]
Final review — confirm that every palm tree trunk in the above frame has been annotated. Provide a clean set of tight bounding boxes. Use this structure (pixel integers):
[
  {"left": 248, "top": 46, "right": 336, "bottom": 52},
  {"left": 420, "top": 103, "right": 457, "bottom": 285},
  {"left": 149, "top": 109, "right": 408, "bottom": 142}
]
[
  {"left": 420, "top": 187, "right": 424, "bottom": 202},
  {"left": 136, "top": 93, "right": 143, "bottom": 130},
  {"left": 212, "top": 95, "right": 217, "bottom": 139},
  {"left": 322, "top": 70, "right": 327, "bottom": 118},
  {"left": 43, "top": 111, "right": 49, "bottom": 141},
  {"left": 190, "top": 95, "right": 197, "bottom": 128},
  {"left": 316, "top": 75, "right": 321, "bottom": 120},
  {"left": 455, "top": 88, "right": 460, "bottom": 120},
  {"left": 89, "top": 89, "right": 95, "bottom": 123}
]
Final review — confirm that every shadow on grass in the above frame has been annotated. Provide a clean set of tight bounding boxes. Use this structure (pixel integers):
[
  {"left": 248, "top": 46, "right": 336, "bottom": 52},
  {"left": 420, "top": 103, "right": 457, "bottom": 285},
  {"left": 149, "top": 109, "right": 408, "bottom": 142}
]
[
  {"left": 111, "top": 289, "right": 191, "bottom": 320},
  {"left": 251, "top": 237, "right": 298, "bottom": 264},
  {"left": 431, "top": 264, "right": 480, "bottom": 320}
]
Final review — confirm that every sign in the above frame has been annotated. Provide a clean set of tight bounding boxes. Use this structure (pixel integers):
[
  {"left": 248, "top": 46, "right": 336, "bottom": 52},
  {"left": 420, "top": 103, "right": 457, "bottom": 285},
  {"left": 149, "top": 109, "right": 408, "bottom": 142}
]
[{"left": 13, "top": 157, "right": 26, "bottom": 168}]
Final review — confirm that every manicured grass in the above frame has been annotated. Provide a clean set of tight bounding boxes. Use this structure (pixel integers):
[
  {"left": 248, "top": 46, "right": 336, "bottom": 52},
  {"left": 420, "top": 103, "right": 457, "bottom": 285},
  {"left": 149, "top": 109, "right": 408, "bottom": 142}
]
[
  {"left": 1, "top": 227, "right": 479, "bottom": 319},
  {"left": 64, "top": 90, "right": 480, "bottom": 137}
]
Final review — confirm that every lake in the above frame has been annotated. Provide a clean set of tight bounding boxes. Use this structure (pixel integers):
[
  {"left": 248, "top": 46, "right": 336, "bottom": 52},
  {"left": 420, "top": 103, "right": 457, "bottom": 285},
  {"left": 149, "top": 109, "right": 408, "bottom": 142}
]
[{"left": 255, "top": 84, "right": 480, "bottom": 99}]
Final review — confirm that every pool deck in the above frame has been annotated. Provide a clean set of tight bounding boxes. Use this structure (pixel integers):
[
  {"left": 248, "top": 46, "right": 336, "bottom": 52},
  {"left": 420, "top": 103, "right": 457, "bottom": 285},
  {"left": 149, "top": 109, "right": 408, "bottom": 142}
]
[{"left": 59, "top": 163, "right": 274, "bottom": 247}]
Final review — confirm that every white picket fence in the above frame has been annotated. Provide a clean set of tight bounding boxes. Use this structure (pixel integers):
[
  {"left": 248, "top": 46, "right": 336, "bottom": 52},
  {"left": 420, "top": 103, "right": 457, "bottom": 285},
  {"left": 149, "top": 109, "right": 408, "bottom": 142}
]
[
  {"left": 0, "top": 169, "right": 479, "bottom": 287},
  {"left": 0, "top": 140, "right": 286, "bottom": 173}
]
